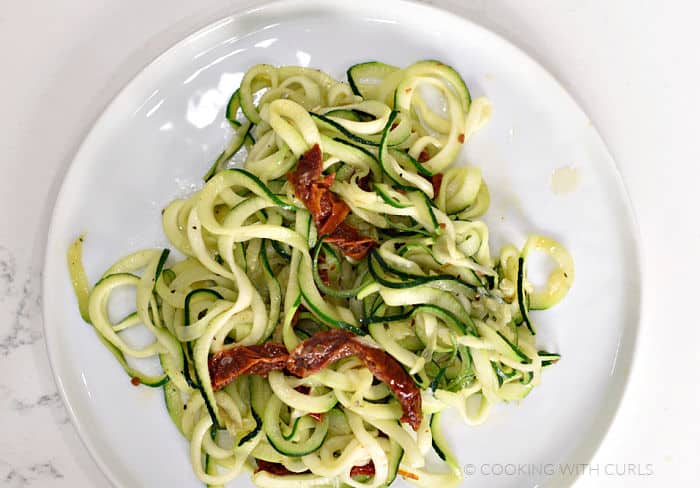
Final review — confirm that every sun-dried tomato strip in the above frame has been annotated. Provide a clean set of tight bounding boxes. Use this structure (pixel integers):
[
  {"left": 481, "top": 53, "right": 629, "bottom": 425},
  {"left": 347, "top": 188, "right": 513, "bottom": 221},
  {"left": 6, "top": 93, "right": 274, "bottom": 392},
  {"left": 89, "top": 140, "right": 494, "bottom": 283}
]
[
  {"left": 288, "top": 144, "right": 350, "bottom": 236},
  {"left": 288, "top": 144, "right": 323, "bottom": 199},
  {"left": 352, "top": 340, "right": 422, "bottom": 430},
  {"left": 255, "top": 460, "right": 303, "bottom": 475},
  {"left": 357, "top": 174, "right": 371, "bottom": 191},
  {"left": 288, "top": 145, "right": 376, "bottom": 258},
  {"left": 287, "top": 329, "right": 422, "bottom": 430},
  {"left": 317, "top": 199, "right": 350, "bottom": 236},
  {"left": 418, "top": 149, "right": 431, "bottom": 163},
  {"left": 324, "top": 222, "right": 376, "bottom": 261},
  {"left": 306, "top": 172, "right": 351, "bottom": 235},
  {"left": 350, "top": 461, "right": 376, "bottom": 477},
  {"left": 209, "top": 343, "right": 288, "bottom": 391},
  {"left": 431, "top": 173, "right": 443, "bottom": 199},
  {"left": 315, "top": 253, "right": 331, "bottom": 285},
  {"left": 287, "top": 329, "right": 355, "bottom": 375},
  {"left": 291, "top": 308, "right": 301, "bottom": 328},
  {"left": 209, "top": 333, "right": 421, "bottom": 429}
]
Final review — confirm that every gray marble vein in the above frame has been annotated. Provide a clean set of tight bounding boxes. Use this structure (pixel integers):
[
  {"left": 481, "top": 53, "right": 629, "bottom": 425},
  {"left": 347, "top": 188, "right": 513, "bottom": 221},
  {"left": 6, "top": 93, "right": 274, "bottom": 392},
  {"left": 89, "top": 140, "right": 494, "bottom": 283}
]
[
  {"left": 11, "top": 392, "right": 61, "bottom": 413},
  {"left": 1, "top": 461, "right": 64, "bottom": 487},
  {"left": 0, "top": 270, "right": 42, "bottom": 357},
  {"left": 0, "top": 246, "right": 16, "bottom": 301},
  {"left": 8, "top": 391, "right": 70, "bottom": 425}
]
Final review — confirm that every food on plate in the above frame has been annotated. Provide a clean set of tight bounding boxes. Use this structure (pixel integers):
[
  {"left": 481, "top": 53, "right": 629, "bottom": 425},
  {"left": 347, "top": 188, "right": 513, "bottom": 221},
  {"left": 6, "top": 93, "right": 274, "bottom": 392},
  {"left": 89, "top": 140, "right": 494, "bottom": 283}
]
[{"left": 68, "top": 60, "right": 574, "bottom": 487}]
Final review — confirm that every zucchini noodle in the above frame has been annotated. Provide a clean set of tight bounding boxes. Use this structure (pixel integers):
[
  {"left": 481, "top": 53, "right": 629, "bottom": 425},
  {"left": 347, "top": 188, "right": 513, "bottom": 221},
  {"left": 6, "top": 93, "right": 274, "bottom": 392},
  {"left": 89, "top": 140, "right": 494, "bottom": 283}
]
[{"left": 68, "top": 60, "right": 574, "bottom": 487}]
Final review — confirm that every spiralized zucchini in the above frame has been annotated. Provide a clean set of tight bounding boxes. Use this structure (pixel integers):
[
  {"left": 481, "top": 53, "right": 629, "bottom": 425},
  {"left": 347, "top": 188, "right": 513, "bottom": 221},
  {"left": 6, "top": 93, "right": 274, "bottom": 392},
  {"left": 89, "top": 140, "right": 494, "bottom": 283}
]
[{"left": 68, "top": 60, "right": 573, "bottom": 487}]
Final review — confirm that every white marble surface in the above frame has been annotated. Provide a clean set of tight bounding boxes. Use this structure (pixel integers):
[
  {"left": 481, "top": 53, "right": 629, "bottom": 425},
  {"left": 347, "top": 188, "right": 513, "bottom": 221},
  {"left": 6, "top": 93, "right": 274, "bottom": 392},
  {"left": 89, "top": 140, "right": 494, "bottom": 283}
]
[{"left": 0, "top": 0, "right": 698, "bottom": 486}]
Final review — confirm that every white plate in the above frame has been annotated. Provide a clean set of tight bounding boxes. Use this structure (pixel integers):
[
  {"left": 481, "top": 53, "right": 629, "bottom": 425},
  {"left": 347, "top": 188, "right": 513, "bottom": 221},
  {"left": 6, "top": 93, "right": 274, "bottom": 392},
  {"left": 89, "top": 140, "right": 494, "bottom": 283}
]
[{"left": 43, "top": 1, "right": 641, "bottom": 486}]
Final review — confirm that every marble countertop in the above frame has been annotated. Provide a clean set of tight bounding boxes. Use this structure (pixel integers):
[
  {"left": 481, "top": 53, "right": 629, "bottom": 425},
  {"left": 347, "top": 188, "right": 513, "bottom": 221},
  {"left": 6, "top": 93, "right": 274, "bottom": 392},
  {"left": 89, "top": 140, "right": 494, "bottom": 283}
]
[{"left": 1, "top": 0, "right": 698, "bottom": 486}]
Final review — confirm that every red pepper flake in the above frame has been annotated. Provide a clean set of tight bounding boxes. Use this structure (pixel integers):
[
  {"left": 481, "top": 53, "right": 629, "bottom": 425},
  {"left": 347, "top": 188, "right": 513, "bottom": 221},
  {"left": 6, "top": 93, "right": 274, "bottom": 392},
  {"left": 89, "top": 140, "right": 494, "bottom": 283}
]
[
  {"left": 439, "top": 223, "right": 446, "bottom": 229},
  {"left": 308, "top": 412, "right": 324, "bottom": 423},
  {"left": 404, "top": 87, "right": 412, "bottom": 94},
  {"left": 458, "top": 133, "right": 465, "bottom": 143},
  {"left": 399, "top": 469, "right": 419, "bottom": 480},
  {"left": 418, "top": 149, "right": 430, "bottom": 163},
  {"left": 390, "top": 121, "right": 399, "bottom": 130},
  {"left": 130, "top": 377, "right": 141, "bottom": 386}
]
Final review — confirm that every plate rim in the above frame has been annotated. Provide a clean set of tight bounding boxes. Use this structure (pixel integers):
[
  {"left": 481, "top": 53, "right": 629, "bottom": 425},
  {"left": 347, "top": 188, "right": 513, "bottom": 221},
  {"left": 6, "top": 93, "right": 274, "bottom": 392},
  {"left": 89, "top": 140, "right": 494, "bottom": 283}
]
[{"left": 42, "top": 0, "right": 645, "bottom": 486}]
